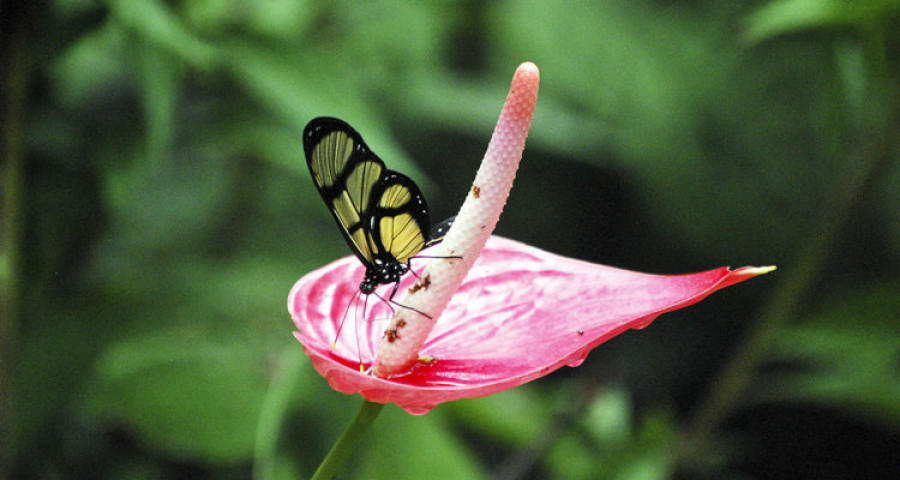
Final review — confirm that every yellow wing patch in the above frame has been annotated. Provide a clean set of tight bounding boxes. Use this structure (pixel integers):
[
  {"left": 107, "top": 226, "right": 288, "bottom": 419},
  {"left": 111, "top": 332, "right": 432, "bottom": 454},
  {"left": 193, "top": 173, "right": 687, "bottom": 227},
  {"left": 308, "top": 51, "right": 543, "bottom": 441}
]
[
  {"left": 309, "top": 128, "right": 385, "bottom": 263},
  {"left": 346, "top": 160, "right": 383, "bottom": 216},
  {"left": 376, "top": 183, "right": 425, "bottom": 262},
  {"left": 309, "top": 130, "right": 354, "bottom": 189},
  {"left": 380, "top": 213, "right": 425, "bottom": 263}
]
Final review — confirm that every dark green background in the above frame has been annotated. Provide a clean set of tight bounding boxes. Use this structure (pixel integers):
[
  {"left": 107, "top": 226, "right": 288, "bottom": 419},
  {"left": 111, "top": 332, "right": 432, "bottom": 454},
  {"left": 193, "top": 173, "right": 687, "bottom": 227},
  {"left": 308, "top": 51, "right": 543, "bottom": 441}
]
[{"left": 2, "top": 1, "right": 898, "bottom": 479}]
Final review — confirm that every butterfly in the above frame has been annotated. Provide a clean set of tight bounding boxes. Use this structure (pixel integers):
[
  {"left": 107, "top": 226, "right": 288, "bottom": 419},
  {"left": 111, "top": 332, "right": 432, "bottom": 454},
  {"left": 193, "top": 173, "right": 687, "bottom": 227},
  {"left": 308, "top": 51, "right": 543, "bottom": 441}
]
[{"left": 303, "top": 117, "right": 456, "bottom": 319}]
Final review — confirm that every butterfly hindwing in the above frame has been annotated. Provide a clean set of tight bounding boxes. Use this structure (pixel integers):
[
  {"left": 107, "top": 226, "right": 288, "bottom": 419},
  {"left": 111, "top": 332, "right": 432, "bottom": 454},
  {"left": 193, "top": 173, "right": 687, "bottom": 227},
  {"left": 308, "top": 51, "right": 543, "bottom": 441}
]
[{"left": 371, "top": 171, "right": 430, "bottom": 264}]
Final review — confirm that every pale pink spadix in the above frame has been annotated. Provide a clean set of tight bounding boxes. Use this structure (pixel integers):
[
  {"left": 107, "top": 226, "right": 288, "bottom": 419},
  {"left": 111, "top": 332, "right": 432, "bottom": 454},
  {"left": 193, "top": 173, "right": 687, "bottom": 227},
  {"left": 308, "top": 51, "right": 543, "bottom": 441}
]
[{"left": 373, "top": 62, "right": 540, "bottom": 376}]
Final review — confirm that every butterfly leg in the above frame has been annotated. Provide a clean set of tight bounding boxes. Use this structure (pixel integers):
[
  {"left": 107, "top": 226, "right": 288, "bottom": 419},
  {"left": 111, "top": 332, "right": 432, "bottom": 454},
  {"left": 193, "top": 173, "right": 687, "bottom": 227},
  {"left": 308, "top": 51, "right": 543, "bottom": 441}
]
[
  {"left": 411, "top": 254, "right": 463, "bottom": 262},
  {"left": 375, "top": 282, "right": 433, "bottom": 319},
  {"left": 405, "top": 255, "right": 463, "bottom": 283},
  {"left": 406, "top": 260, "right": 421, "bottom": 280}
]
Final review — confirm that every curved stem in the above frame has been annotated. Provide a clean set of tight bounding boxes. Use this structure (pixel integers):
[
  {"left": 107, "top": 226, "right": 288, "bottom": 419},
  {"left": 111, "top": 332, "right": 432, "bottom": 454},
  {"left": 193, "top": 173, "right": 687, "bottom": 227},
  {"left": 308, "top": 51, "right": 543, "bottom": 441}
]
[
  {"left": 253, "top": 346, "right": 306, "bottom": 480},
  {"left": 1, "top": 4, "right": 35, "bottom": 476},
  {"left": 310, "top": 400, "right": 384, "bottom": 480},
  {"left": 670, "top": 126, "right": 895, "bottom": 472},
  {"left": 671, "top": 22, "right": 899, "bottom": 468}
]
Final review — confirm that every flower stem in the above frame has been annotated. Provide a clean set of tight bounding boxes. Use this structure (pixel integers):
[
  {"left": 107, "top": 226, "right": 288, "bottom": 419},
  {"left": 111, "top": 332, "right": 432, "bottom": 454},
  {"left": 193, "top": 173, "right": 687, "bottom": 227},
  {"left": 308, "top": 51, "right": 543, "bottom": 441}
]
[
  {"left": 310, "top": 400, "right": 384, "bottom": 480},
  {"left": 669, "top": 126, "right": 895, "bottom": 472},
  {"left": 1, "top": 4, "right": 35, "bottom": 474},
  {"left": 253, "top": 347, "right": 305, "bottom": 480}
]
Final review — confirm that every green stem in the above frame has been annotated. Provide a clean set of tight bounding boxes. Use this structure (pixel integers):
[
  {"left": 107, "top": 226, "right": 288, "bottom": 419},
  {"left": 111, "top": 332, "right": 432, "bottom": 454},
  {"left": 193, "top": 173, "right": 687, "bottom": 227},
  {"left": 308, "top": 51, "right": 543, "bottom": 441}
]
[
  {"left": 310, "top": 400, "right": 384, "bottom": 480},
  {"left": 671, "top": 23, "right": 899, "bottom": 470},
  {"left": 252, "top": 346, "right": 306, "bottom": 480},
  {"left": 1, "top": 4, "right": 35, "bottom": 477},
  {"left": 670, "top": 125, "right": 894, "bottom": 473}
]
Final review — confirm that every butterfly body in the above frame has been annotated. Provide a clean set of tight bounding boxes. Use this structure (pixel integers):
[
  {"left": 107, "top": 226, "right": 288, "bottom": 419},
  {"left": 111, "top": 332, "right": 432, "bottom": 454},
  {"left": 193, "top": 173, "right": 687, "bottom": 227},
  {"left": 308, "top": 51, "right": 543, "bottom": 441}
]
[
  {"left": 359, "top": 253, "right": 407, "bottom": 294},
  {"left": 303, "top": 117, "right": 454, "bottom": 312}
]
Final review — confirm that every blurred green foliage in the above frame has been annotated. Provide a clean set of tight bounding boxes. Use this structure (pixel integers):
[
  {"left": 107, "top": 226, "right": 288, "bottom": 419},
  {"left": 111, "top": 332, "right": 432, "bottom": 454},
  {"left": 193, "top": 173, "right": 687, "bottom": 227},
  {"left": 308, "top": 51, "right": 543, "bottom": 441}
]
[{"left": 2, "top": 0, "right": 898, "bottom": 479}]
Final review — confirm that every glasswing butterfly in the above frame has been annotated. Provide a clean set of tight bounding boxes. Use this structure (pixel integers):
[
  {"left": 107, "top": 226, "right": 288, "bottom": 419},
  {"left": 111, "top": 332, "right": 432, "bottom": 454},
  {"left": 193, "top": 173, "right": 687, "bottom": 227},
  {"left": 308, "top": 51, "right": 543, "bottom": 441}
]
[{"left": 303, "top": 117, "right": 456, "bottom": 323}]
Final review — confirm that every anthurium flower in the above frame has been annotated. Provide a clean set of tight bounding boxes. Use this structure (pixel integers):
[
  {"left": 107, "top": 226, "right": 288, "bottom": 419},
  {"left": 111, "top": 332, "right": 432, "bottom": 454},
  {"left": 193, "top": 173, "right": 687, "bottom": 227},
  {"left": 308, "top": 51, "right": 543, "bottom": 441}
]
[
  {"left": 289, "top": 62, "right": 774, "bottom": 415},
  {"left": 289, "top": 237, "right": 773, "bottom": 415}
]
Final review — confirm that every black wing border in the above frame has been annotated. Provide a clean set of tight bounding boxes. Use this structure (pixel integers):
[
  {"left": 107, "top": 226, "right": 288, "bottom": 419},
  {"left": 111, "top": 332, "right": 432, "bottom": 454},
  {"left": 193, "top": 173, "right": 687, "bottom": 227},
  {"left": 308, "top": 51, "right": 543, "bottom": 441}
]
[{"left": 303, "top": 117, "right": 434, "bottom": 269}]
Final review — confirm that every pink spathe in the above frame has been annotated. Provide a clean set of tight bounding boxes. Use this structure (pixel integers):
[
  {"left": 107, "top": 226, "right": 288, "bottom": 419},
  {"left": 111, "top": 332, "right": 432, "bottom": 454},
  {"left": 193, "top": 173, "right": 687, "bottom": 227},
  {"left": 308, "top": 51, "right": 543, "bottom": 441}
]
[{"left": 288, "top": 236, "right": 773, "bottom": 415}]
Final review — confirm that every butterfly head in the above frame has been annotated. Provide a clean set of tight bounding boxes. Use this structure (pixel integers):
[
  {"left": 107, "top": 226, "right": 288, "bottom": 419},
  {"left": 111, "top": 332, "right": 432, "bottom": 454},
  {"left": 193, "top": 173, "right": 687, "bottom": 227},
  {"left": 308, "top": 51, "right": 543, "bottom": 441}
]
[{"left": 359, "top": 278, "right": 376, "bottom": 294}]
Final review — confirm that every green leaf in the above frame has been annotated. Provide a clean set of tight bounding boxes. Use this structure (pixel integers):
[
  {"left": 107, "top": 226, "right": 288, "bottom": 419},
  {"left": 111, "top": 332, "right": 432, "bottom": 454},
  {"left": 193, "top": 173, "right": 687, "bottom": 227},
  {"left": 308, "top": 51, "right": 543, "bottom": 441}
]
[
  {"left": 545, "top": 433, "right": 598, "bottom": 480},
  {"left": 744, "top": 0, "right": 900, "bottom": 42},
  {"left": 544, "top": 391, "right": 676, "bottom": 480},
  {"left": 581, "top": 388, "right": 632, "bottom": 447},
  {"left": 103, "top": 0, "right": 219, "bottom": 69},
  {"left": 84, "top": 330, "right": 270, "bottom": 462},
  {"left": 137, "top": 42, "right": 180, "bottom": 166},
  {"left": 182, "top": 0, "right": 315, "bottom": 41},
  {"left": 51, "top": 23, "right": 130, "bottom": 109},
  {"left": 449, "top": 385, "right": 548, "bottom": 447},
  {"left": 760, "top": 283, "right": 900, "bottom": 424},
  {"left": 222, "top": 42, "right": 429, "bottom": 181},
  {"left": 356, "top": 406, "right": 486, "bottom": 479}
]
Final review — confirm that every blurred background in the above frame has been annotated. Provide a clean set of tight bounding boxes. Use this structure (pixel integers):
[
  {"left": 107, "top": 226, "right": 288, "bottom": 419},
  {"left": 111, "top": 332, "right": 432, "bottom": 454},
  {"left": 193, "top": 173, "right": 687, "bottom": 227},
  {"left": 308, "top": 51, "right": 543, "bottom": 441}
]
[{"left": 2, "top": 1, "right": 898, "bottom": 479}]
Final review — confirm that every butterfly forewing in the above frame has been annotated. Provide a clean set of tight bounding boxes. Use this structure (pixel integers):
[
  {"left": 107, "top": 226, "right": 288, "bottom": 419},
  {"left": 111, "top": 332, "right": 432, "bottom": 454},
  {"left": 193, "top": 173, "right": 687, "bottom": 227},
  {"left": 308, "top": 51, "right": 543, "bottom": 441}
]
[{"left": 304, "top": 118, "right": 391, "bottom": 266}]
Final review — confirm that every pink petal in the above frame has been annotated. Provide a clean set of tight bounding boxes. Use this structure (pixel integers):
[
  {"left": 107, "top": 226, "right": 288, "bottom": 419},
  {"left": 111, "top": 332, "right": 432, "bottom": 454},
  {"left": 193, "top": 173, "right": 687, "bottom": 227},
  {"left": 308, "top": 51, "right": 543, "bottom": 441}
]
[{"left": 288, "top": 236, "right": 773, "bottom": 415}]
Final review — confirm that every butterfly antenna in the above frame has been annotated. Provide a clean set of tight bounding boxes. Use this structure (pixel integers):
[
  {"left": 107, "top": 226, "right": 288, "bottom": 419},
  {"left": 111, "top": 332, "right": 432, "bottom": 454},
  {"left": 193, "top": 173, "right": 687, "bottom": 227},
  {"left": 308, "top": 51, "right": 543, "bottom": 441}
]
[{"left": 371, "top": 290, "right": 396, "bottom": 315}]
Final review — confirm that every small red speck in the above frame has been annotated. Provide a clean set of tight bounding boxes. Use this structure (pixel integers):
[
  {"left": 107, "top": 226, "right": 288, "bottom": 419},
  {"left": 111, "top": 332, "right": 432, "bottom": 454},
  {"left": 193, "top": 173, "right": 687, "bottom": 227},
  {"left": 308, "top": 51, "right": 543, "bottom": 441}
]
[
  {"left": 385, "top": 328, "right": 400, "bottom": 342},
  {"left": 408, "top": 274, "right": 431, "bottom": 294},
  {"left": 577, "top": 330, "right": 584, "bottom": 336}
]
